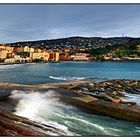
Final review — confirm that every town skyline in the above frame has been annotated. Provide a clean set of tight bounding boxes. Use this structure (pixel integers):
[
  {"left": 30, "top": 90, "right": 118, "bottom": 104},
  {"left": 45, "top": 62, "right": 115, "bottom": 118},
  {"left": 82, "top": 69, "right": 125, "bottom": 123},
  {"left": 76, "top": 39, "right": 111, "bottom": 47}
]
[{"left": 0, "top": 4, "right": 140, "bottom": 43}]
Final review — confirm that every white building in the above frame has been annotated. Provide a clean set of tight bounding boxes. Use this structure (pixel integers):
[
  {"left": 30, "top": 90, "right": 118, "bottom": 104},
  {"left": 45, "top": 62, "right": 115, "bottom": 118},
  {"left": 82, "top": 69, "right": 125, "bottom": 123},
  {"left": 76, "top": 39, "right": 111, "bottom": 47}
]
[
  {"left": 71, "top": 53, "right": 89, "bottom": 61},
  {"left": 4, "top": 58, "right": 16, "bottom": 63}
]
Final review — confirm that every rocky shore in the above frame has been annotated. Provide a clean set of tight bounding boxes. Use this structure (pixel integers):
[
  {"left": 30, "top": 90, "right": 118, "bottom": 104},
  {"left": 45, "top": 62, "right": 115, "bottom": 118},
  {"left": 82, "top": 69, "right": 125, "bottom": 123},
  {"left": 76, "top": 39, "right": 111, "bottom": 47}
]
[{"left": 0, "top": 79, "right": 140, "bottom": 136}]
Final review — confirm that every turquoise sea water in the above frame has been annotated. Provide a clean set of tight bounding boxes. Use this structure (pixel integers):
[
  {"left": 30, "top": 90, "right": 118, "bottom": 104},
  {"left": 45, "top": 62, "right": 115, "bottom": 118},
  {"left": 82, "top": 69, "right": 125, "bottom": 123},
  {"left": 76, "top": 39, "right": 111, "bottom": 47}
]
[
  {"left": 0, "top": 61, "right": 140, "bottom": 84},
  {"left": 1, "top": 61, "right": 140, "bottom": 136}
]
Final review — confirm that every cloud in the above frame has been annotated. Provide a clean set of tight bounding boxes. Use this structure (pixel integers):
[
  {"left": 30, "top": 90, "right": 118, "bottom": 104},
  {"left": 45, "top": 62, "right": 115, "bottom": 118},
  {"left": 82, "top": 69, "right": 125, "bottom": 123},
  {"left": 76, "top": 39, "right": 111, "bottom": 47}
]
[{"left": 0, "top": 4, "right": 140, "bottom": 43}]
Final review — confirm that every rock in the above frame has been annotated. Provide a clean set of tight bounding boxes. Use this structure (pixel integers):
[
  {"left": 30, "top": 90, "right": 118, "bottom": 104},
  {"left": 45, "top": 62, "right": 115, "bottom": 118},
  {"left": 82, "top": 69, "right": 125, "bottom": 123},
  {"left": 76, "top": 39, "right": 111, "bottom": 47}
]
[
  {"left": 121, "top": 101, "right": 137, "bottom": 106},
  {"left": 133, "top": 87, "right": 140, "bottom": 93},
  {"left": 107, "top": 96, "right": 121, "bottom": 103},
  {"left": 88, "top": 83, "right": 95, "bottom": 87},
  {"left": 1, "top": 79, "right": 140, "bottom": 125},
  {"left": 0, "top": 108, "right": 47, "bottom": 136},
  {"left": 0, "top": 89, "right": 12, "bottom": 100},
  {"left": 0, "top": 107, "right": 68, "bottom": 136},
  {"left": 62, "top": 96, "right": 140, "bottom": 122},
  {"left": 112, "top": 91, "right": 118, "bottom": 95}
]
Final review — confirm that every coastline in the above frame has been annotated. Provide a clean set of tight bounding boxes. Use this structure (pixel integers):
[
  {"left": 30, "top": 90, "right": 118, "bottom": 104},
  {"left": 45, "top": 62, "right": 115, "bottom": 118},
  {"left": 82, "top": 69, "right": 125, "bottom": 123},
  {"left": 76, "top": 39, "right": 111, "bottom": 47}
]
[
  {"left": 0, "top": 78, "right": 140, "bottom": 136},
  {"left": 1, "top": 59, "right": 140, "bottom": 66}
]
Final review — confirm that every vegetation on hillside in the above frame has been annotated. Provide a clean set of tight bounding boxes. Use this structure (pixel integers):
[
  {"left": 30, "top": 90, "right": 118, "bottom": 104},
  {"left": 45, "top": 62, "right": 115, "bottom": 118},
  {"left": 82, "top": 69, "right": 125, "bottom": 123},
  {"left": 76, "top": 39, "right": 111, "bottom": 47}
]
[{"left": 87, "top": 39, "right": 140, "bottom": 58}]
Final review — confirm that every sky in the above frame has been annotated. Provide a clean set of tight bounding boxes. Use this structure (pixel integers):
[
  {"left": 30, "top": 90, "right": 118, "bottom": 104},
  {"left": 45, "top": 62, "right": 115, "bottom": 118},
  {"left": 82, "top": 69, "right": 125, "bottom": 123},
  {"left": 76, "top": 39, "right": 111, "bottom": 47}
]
[{"left": 0, "top": 4, "right": 140, "bottom": 43}]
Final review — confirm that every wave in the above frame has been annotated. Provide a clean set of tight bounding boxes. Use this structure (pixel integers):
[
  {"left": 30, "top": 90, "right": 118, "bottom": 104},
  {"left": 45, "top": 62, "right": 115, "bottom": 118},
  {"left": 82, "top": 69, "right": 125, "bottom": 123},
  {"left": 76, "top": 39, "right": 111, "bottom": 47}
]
[
  {"left": 122, "top": 93, "right": 140, "bottom": 106},
  {"left": 11, "top": 90, "right": 76, "bottom": 136},
  {"left": 49, "top": 76, "right": 86, "bottom": 81},
  {"left": 11, "top": 90, "right": 126, "bottom": 136}
]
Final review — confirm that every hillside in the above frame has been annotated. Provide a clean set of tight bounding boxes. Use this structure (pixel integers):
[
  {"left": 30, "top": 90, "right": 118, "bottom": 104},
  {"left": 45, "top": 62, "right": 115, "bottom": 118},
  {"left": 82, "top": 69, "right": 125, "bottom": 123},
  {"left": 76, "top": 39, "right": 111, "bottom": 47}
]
[
  {"left": 7, "top": 36, "right": 131, "bottom": 50},
  {"left": 5, "top": 36, "right": 140, "bottom": 60},
  {"left": 87, "top": 38, "right": 140, "bottom": 58}
]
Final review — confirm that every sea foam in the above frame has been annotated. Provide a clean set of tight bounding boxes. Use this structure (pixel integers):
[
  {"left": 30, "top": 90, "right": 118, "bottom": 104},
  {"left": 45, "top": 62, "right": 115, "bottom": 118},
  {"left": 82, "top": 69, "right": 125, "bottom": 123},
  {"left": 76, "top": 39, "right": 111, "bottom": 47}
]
[
  {"left": 11, "top": 90, "right": 76, "bottom": 136},
  {"left": 49, "top": 76, "right": 86, "bottom": 81}
]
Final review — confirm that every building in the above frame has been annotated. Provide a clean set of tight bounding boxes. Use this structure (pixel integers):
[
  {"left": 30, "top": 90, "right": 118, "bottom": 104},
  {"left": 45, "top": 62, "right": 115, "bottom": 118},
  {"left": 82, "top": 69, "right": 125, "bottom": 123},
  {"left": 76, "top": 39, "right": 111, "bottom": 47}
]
[
  {"left": 0, "top": 46, "right": 15, "bottom": 61},
  {"left": 0, "top": 45, "right": 6, "bottom": 50},
  {"left": 55, "top": 52, "right": 59, "bottom": 61},
  {"left": 64, "top": 48, "right": 71, "bottom": 53},
  {"left": 43, "top": 52, "right": 50, "bottom": 61},
  {"left": 14, "top": 47, "right": 24, "bottom": 53},
  {"left": 0, "top": 50, "right": 8, "bottom": 60},
  {"left": 71, "top": 53, "right": 90, "bottom": 61},
  {"left": 24, "top": 46, "right": 30, "bottom": 52},
  {"left": 0, "top": 44, "right": 59, "bottom": 63},
  {"left": 14, "top": 55, "right": 22, "bottom": 62},
  {"left": 4, "top": 58, "right": 16, "bottom": 63},
  {"left": 5, "top": 46, "right": 14, "bottom": 52},
  {"left": 50, "top": 52, "right": 60, "bottom": 61},
  {"left": 60, "top": 55, "right": 72, "bottom": 61},
  {"left": 7, "top": 52, "right": 15, "bottom": 58},
  {"left": 30, "top": 48, "right": 35, "bottom": 53},
  {"left": 32, "top": 52, "right": 43, "bottom": 60}
]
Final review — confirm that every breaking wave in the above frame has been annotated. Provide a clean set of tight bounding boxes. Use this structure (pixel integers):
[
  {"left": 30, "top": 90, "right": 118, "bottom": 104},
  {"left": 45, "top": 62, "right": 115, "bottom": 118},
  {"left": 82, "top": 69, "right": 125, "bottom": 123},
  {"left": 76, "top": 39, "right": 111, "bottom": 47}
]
[
  {"left": 49, "top": 76, "right": 86, "bottom": 81},
  {"left": 10, "top": 90, "right": 140, "bottom": 136},
  {"left": 11, "top": 90, "right": 76, "bottom": 136},
  {"left": 122, "top": 93, "right": 140, "bottom": 106}
]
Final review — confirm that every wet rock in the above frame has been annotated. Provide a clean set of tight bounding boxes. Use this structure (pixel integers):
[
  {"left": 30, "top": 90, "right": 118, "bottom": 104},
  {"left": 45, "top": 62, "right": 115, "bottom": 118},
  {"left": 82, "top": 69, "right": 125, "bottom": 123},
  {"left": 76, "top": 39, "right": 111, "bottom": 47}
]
[
  {"left": 0, "top": 89, "right": 12, "bottom": 100},
  {"left": 0, "top": 107, "right": 68, "bottom": 136},
  {"left": 62, "top": 96, "right": 140, "bottom": 122},
  {"left": 0, "top": 108, "right": 47, "bottom": 136},
  {"left": 133, "top": 87, "right": 140, "bottom": 93}
]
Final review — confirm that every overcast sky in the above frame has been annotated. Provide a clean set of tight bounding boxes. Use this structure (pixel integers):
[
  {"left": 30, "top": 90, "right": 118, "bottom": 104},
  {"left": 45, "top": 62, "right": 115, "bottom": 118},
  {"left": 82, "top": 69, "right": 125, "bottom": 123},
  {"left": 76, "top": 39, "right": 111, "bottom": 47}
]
[{"left": 0, "top": 4, "right": 140, "bottom": 43}]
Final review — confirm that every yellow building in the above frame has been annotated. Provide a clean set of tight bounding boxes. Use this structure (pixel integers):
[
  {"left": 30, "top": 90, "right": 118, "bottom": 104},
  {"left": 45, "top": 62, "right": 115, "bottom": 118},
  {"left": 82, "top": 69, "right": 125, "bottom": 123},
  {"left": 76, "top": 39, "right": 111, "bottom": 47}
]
[
  {"left": 55, "top": 52, "right": 59, "bottom": 61},
  {"left": 5, "top": 46, "right": 14, "bottom": 52},
  {"left": 7, "top": 52, "right": 15, "bottom": 58},
  {"left": 0, "top": 45, "right": 14, "bottom": 52},
  {"left": 24, "top": 46, "right": 30, "bottom": 52},
  {"left": 43, "top": 52, "right": 50, "bottom": 61},
  {"left": 37, "top": 49, "right": 42, "bottom": 53},
  {"left": 0, "top": 45, "right": 6, "bottom": 50},
  {"left": 0, "top": 50, "right": 7, "bottom": 59},
  {"left": 32, "top": 52, "right": 43, "bottom": 60},
  {"left": 30, "top": 48, "right": 35, "bottom": 53}
]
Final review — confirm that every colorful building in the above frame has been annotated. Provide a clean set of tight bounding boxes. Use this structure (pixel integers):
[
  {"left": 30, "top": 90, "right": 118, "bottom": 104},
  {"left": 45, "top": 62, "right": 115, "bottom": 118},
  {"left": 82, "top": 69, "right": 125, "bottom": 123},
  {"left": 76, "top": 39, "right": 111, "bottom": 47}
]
[
  {"left": 71, "top": 53, "right": 90, "bottom": 61},
  {"left": 50, "top": 52, "right": 60, "bottom": 61}
]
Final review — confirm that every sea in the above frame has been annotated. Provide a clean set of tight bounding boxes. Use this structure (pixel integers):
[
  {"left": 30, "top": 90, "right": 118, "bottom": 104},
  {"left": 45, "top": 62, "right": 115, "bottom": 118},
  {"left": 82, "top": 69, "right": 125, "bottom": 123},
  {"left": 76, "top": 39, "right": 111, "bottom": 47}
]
[{"left": 0, "top": 61, "right": 140, "bottom": 136}]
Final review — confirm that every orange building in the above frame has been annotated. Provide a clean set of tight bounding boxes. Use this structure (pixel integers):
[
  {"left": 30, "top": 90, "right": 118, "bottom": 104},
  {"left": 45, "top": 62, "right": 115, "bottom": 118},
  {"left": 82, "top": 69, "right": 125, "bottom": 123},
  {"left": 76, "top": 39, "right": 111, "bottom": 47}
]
[
  {"left": 60, "top": 55, "right": 72, "bottom": 61},
  {"left": 50, "top": 52, "right": 60, "bottom": 61},
  {"left": 14, "top": 47, "right": 24, "bottom": 53}
]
